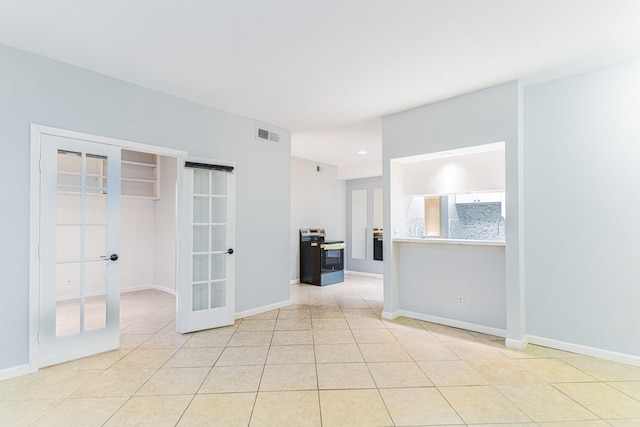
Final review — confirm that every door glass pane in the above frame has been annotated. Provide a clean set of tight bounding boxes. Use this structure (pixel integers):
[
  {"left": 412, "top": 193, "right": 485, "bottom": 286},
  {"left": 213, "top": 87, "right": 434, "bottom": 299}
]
[
  {"left": 85, "top": 296, "right": 106, "bottom": 331},
  {"left": 211, "top": 197, "right": 226, "bottom": 223},
  {"left": 211, "top": 253, "right": 226, "bottom": 280},
  {"left": 192, "top": 283, "right": 209, "bottom": 311},
  {"left": 56, "top": 262, "right": 81, "bottom": 299},
  {"left": 57, "top": 226, "right": 81, "bottom": 260},
  {"left": 85, "top": 225, "right": 107, "bottom": 259},
  {"left": 85, "top": 261, "right": 106, "bottom": 294},
  {"left": 211, "top": 170, "right": 226, "bottom": 195},
  {"left": 193, "top": 254, "right": 209, "bottom": 282},
  {"left": 86, "top": 194, "right": 107, "bottom": 223},
  {"left": 85, "top": 154, "right": 106, "bottom": 190},
  {"left": 57, "top": 150, "right": 82, "bottom": 186},
  {"left": 56, "top": 299, "right": 80, "bottom": 336},
  {"left": 211, "top": 282, "right": 226, "bottom": 308},
  {"left": 211, "top": 225, "right": 226, "bottom": 252},
  {"left": 57, "top": 192, "right": 82, "bottom": 223},
  {"left": 193, "top": 196, "right": 209, "bottom": 223},
  {"left": 193, "top": 169, "right": 209, "bottom": 194},
  {"left": 193, "top": 225, "right": 209, "bottom": 252}
]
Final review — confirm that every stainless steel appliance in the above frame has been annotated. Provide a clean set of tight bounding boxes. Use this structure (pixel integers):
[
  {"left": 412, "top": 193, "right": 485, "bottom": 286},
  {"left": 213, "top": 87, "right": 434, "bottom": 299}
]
[
  {"left": 373, "top": 228, "right": 383, "bottom": 261},
  {"left": 299, "top": 228, "right": 345, "bottom": 286}
]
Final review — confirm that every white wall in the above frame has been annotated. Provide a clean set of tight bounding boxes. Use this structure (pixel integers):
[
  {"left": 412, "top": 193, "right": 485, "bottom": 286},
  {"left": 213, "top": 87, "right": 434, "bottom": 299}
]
[
  {"left": 154, "top": 156, "right": 177, "bottom": 292},
  {"left": 0, "top": 43, "right": 291, "bottom": 374},
  {"left": 524, "top": 59, "right": 640, "bottom": 358},
  {"left": 121, "top": 198, "right": 155, "bottom": 290},
  {"left": 382, "top": 81, "right": 521, "bottom": 337},
  {"left": 290, "top": 157, "right": 346, "bottom": 281}
]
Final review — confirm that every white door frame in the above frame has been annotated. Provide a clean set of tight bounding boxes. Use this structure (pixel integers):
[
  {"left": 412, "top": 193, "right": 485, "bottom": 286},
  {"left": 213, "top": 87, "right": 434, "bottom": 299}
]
[{"left": 29, "top": 124, "right": 186, "bottom": 373}]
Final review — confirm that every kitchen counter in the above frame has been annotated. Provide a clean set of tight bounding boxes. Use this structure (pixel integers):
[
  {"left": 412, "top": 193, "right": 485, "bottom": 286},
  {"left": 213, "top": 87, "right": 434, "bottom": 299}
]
[{"left": 392, "top": 236, "right": 505, "bottom": 247}]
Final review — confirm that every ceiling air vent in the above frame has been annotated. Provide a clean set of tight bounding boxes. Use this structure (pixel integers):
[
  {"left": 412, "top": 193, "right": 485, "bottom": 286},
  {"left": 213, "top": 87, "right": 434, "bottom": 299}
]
[{"left": 256, "top": 126, "right": 280, "bottom": 143}]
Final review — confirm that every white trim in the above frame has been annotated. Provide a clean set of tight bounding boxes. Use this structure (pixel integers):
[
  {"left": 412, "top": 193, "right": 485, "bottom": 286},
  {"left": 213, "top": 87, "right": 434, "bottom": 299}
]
[
  {"left": 28, "top": 126, "right": 42, "bottom": 374},
  {"left": 290, "top": 279, "right": 300, "bottom": 285},
  {"left": 527, "top": 335, "right": 640, "bottom": 367},
  {"left": 33, "top": 124, "right": 186, "bottom": 158},
  {"left": 345, "top": 271, "right": 383, "bottom": 279},
  {"left": 235, "top": 299, "right": 291, "bottom": 319},
  {"left": 0, "top": 364, "right": 35, "bottom": 382},
  {"left": 381, "top": 309, "right": 507, "bottom": 338},
  {"left": 381, "top": 311, "right": 398, "bottom": 320},
  {"left": 505, "top": 336, "right": 529, "bottom": 350},
  {"left": 29, "top": 124, "right": 187, "bottom": 375}
]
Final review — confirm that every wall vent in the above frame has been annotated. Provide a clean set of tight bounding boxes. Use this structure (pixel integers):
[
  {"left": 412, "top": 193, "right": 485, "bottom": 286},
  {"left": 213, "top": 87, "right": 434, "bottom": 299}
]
[{"left": 256, "top": 126, "right": 280, "bottom": 143}]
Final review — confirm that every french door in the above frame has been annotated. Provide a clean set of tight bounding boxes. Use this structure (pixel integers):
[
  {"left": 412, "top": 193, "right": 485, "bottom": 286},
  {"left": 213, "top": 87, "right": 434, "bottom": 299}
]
[
  {"left": 39, "top": 134, "right": 121, "bottom": 367},
  {"left": 177, "top": 162, "right": 235, "bottom": 333}
]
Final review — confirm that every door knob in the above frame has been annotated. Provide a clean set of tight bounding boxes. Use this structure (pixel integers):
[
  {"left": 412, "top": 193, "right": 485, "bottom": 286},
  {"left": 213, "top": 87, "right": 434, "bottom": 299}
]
[
  {"left": 101, "top": 254, "right": 119, "bottom": 261},
  {"left": 227, "top": 248, "right": 234, "bottom": 255}
]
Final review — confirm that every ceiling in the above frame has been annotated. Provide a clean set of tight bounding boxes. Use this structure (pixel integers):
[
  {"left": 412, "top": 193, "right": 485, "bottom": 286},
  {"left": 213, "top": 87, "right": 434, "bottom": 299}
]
[{"left": 1, "top": 0, "right": 640, "bottom": 178}]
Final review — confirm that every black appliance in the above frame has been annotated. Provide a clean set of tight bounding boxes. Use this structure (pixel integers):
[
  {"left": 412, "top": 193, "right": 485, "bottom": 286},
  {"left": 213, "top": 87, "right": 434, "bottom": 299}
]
[
  {"left": 299, "top": 228, "right": 345, "bottom": 286},
  {"left": 373, "top": 228, "right": 383, "bottom": 261}
]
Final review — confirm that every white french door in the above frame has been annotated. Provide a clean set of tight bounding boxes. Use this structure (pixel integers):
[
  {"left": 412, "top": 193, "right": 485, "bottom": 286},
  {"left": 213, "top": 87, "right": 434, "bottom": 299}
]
[
  {"left": 177, "top": 162, "right": 235, "bottom": 333},
  {"left": 39, "top": 134, "right": 121, "bottom": 367}
]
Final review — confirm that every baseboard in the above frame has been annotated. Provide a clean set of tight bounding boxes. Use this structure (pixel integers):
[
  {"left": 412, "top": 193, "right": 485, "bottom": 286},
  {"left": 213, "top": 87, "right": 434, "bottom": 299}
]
[
  {"left": 235, "top": 299, "right": 291, "bottom": 319},
  {"left": 385, "top": 309, "right": 507, "bottom": 338},
  {"left": 381, "top": 310, "right": 399, "bottom": 320},
  {"left": 345, "top": 271, "right": 383, "bottom": 279},
  {"left": 528, "top": 335, "right": 640, "bottom": 367},
  {"left": 505, "top": 336, "right": 529, "bottom": 350},
  {"left": 121, "top": 284, "right": 176, "bottom": 296},
  {"left": 290, "top": 279, "right": 300, "bottom": 285},
  {"left": 0, "top": 363, "right": 35, "bottom": 382}
]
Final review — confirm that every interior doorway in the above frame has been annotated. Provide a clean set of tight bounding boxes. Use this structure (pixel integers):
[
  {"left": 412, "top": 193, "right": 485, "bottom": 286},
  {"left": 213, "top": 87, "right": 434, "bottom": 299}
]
[{"left": 30, "top": 125, "right": 186, "bottom": 369}]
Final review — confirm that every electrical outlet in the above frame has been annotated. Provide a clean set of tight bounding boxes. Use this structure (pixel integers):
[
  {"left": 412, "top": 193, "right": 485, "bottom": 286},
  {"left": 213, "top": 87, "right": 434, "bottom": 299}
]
[{"left": 457, "top": 296, "right": 464, "bottom": 305}]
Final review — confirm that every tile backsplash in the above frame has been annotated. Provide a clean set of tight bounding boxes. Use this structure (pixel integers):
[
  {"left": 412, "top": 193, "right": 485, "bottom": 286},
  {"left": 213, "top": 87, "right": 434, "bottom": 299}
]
[{"left": 450, "top": 202, "right": 505, "bottom": 240}]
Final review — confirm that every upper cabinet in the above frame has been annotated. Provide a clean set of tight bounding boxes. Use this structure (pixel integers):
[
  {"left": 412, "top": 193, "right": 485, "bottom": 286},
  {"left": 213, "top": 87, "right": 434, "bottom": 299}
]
[
  {"left": 121, "top": 149, "right": 159, "bottom": 199},
  {"left": 403, "top": 148, "right": 505, "bottom": 196},
  {"left": 455, "top": 192, "right": 503, "bottom": 204}
]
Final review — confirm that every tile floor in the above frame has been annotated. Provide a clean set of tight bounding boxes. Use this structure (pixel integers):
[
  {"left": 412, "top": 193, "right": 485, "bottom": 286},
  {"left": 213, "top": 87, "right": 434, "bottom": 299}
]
[{"left": 2, "top": 275, "right": 640, "bottom": 426}]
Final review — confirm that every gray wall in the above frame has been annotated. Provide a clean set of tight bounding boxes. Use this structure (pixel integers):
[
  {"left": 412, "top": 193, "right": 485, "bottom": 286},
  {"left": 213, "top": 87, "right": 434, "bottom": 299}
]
[
  {"left": 0, "top": 43, "right": 291, "bottom": 372},
  {"left": 290, "top": 157, "right": 346, "bottom": 281},
  {"left": 396, "top": 242, "right": 506, "bottom": 330},
  {"left": 345, "top": 176, "right": 384, "bottom": 275},
  {"left": 382, "top": 81, "right": 522, "bottom": 337},
  {"left": 524, "top": 59, "right": 640, "bottom": 357}
]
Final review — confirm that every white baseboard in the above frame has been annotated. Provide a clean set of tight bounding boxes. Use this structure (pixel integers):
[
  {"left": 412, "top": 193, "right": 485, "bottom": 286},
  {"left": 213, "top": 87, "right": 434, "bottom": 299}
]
[
  {"left": 381, "top": 310, "right": 398, "bottom": 320},
  {"left": 382, "top": 309, "right": 507, "bottom": 338},
  {"left": 527, "top": 335, "right": 640, "bottom": 367},
  {"left": 0, "top": 364, "right": 35, "bottom": 382},
  {"left": 345, "top": 271, "right": 383, "bottom": 279},
  {"left": 290, "top": 279, "right": 300, "bottom": 285},
  {"left": 505, "top": 336, "right": 529, "bottom": 350},
  {"left": 235, "top": 299, "right": 291, "bottom": 319},
  {"left": 121, "top": 284, "right": 176, "bottom": 296}
]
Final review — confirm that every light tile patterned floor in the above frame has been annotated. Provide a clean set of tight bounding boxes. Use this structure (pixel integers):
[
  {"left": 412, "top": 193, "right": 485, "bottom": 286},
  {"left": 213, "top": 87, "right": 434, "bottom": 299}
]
[{"left": 2, "top": 275, "right": 640, "bottom": 426}]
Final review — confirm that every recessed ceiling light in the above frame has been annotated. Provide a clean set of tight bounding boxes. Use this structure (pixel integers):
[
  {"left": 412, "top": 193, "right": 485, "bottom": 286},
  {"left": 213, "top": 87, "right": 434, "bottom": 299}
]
[{"left": 358, "top": 150, "right": 367, "bottom": 155}]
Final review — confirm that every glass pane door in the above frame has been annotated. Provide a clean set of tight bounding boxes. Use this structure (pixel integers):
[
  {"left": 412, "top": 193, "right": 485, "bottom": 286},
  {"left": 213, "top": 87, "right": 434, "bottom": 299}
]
[
  {"left": 39, "top": 133, "right": 121, "bottom": 367},
  {"left": 177, "top": 165, "right": 235, "bottom": 333}
]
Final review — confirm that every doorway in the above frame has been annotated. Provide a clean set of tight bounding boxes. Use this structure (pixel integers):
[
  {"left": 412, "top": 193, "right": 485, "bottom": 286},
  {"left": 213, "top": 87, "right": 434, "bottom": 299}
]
[{"left": 30, "top": 125, "right": 186, "bottom": 369}]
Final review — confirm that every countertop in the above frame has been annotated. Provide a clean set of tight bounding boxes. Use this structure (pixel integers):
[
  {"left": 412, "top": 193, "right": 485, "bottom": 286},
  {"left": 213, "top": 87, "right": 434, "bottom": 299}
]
[{"left": 392, "top": 236, "right": 505, "bottom": 247}]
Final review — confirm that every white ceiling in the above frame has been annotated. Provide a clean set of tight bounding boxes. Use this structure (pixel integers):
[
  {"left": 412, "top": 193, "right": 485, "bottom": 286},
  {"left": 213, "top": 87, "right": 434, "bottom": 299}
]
[{"left": 1, "top": 1, "right": 640, "bottom": 178}]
